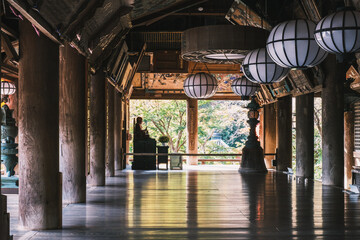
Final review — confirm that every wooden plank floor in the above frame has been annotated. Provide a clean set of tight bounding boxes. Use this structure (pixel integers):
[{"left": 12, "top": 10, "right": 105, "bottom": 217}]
[{"left": 6, "top": 166, "right": 360, "bottom": 239}]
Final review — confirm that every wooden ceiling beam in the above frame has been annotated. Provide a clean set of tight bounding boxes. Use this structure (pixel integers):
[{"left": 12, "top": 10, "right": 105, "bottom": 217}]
[
  {"left": 1, "top": 33, "right": 19, "bottom": 63},
  {"left": 1, "top": 73, "right": 18, "bottom": 82},
  {"left": 1, "top": 23, "right": 19, "bottom": 39},
  {"left": 132, "top": 0, "right": 208, "bottom": 27},
  {"left": 61, "top": 0, "right": 106, "bottom": 41},
  {"left": 2, "top": 62, "right": 18, "bottom": 76},
  {"left": 7, "top": 0, "right": 62, "bottom": 44}
]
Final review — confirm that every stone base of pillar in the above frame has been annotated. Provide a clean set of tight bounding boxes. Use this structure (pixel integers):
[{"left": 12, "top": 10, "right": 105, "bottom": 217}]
[
  {"left": 187, "top": 156, "right": 198, "bottom": 165},
  {"left": 239, "top": 146, "right": 267, "bottom": 174},
  {"left": 1, "top": 194, "right": 11, "bottom": 240}
]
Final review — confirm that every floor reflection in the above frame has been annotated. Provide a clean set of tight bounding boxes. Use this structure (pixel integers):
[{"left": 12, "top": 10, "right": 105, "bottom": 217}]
[{"left": 7, "top": 167, "right": 360, "bottom": 239}]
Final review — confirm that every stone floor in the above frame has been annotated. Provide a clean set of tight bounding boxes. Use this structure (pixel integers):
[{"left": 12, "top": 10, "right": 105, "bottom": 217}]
[{"left": 6, "top": 165, "right": 360, "bottom": 239}]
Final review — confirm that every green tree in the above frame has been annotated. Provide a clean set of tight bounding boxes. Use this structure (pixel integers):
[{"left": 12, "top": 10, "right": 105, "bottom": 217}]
[{"left": 130, "top": 100, "right": 187, "bottom": 153}]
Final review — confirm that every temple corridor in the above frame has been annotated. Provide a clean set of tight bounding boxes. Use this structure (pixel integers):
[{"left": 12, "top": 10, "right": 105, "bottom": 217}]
[{"left": 6, "top": 166, "right": 360, "bottom": 240}]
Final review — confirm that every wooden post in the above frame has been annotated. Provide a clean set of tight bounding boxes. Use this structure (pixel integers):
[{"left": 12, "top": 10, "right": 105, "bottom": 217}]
[
  {"left": 344, "top": 111, "right": 354, "bottom": 189},
  {"left": 114, "top": 91, "right": 122, "bottom": 170},
  {"left": 87, "top": 70, "right": 106, "bottom": 186},
  {"left": 276, "top": 96, "right": 293, "bottom": 171},
  {"left": 263, "top": 103, "right": 277, "bottom": 169},
  {"left": 106, "top": 83, "right": 115, "bottom": 177},
  {"left": 124, "top": 99, "right": 130, "bottom": 168},
  {"left": 0, "top": 31, "right": 11, "bottom": 240},
  {"left": 296, "top": 93, "right": 314, "bottom": 179},
  {"left": 322, "top": 55, "right": 345, "bottom": 187},
  {"left": 19, "top": 20, "right": 61, "bottom": 230},
  {"left": 187, "top": 98, "right": 198, "bottom": 165},
  {"left": 59, "top": 44, "right": 86, "bottom": 204}
]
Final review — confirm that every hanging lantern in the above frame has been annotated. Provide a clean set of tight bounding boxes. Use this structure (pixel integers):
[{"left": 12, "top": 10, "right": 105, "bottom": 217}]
[
  {"left": 231, "top": 77, "right": 259, "bottom": 98},
  {"left": 315, "top": 8, "right": 360, "bottom": 55},
  {"left": 267, "top": 19, "right": 328, "bottom": 68},
  {"left": 1, "top": 81, "right": 16, "bottom": 95},
  {"left": 183, "top": 72, "right": 218, "bottom": 99},
  {"left": 242, "top": 48, "right": 289, "bottom": 84}
]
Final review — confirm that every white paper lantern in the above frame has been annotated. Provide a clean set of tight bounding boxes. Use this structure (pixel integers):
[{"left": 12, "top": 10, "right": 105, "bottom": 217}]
[
  {"left": 1, "top": 81, "right": 16, "bottom": 95},
  {"left": 183, "top": 72, "right": 218, "bottom": 99},
  {"left": 231, "top": 77, "right": 260, "bottom": 97},
  {"left": 242, "top": 48, "right": 289, "bottom": 84},
  {"left": 315, "top": 8, "right": 360, "bottom": 54},
  {"left": 267, "top": 19, "right": 328, "bottom": 68}
]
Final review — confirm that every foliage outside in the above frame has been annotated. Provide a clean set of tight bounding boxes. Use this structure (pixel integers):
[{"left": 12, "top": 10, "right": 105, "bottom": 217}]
[{"left": 130, "top": 100, "right": 250, "bottom": 163}]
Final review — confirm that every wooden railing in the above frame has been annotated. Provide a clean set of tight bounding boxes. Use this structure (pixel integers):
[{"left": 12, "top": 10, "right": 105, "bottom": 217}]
[{"left": 125, "top": 153, "right": 276, "bottom": 164}]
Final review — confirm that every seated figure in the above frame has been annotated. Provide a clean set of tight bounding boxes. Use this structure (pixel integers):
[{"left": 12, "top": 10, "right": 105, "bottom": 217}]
[
  {"left": 132, "top": 116, "right": 156, "bottom": 170},
  {"left": 134, "top": 117, "right": 149, "bottom": 140}
]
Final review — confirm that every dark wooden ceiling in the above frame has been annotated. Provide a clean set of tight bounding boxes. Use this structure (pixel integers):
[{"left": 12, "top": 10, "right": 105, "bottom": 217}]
[{"left": 1, "top": 0, "right": 355, "bottom": 102}]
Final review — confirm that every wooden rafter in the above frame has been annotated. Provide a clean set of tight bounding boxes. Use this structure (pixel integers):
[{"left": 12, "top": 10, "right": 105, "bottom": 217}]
[
  {"left": 125, "top": 43, "right": 147, "bottom": 94},
  {"left": 1, "top": 23, "right": 18, "bottom": 39},
  {"left": 132, "top": 0, "right": 208, "bottom": 27},
  {"left": 6, "top": 0, "right": 62, "bottom": 44},
  {"left": 61, "top": 0, "right": 106, "bottom": 41},
  {"left": 1, "top": 32, "right": 19, "bottom": 63}
]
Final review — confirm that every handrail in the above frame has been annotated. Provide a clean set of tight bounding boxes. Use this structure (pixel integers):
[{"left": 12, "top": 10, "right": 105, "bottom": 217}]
[{"left": 124, "top": 153, "right": 276, "bottom": 156}]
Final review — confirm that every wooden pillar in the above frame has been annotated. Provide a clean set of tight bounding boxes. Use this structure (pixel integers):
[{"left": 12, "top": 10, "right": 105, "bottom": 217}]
[
  {"left": 0, "top": 182, "right": 11, "bottom": 240},
  {"left": 0, "top": 34, "right": 11, "bottom": 240},
  {"left": 87, "top": 70, "right": 106, "bottom": 186},
  {"left": 276, "top": 96, "right": 293, "bottom": 171},
  {"left": 124, "top": 99, "right": 130, "bottom": 168},
  {"left": 19, "top": 20, "right": 61, "bottom": 230},
  {"left": 59, "top": 44, "right": 86, "bottom": 204},
  {"left": 106, "top": 83, "right": 115, "bottom": 177},
  {"left": 322, "top": 55, "right": 345, "bottom": 187},
  {"left": 263, "top": 103, "right": 277, "bottom": 169},
  {"left": 187, "top": 99, "right": 198, "bottom": 165},
  {"left": 344, "top": 111, "right": 354, "bottom": 189},
  {"left": 114, "top": 92, "right": 122, "bottom": 170},
  {"left": 296, "top": 93, "right": 314, "bottom": 179}
]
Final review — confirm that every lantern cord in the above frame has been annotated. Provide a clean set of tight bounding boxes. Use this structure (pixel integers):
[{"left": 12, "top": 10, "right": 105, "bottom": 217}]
[
  {"left": 190, "top": 62, "right": 198, "bottom": 74},
  {"left": 204, "top": 62, "right": 212, "bottom": 75}
]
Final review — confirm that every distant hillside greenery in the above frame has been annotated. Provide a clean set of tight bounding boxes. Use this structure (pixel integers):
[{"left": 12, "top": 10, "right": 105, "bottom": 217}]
[{"left": 130, "top": 100, "right": 250, "bottom": 158}]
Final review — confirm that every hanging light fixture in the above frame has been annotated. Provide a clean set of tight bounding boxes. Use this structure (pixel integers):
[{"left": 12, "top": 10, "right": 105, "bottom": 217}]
[
  {"left": 266, "top": 19, "right": 328, "bottom": 68},
  {"left": 242, "top": 48, "right": 289, "bottom": 84},
  {"left": 183, "top": 72, "right": 218, "bottom": 99},
  {"left": 1, "top": 81, "right": 16, "bottom": 96},
  {"left": 181, "top": 25, "right": 268, "bottom": 64},
  {"left": 315, "top": 8, "right": 360, "bottom": 55},
  {"left": 231, "top": 76, "right": 260, "bottom": 98}
]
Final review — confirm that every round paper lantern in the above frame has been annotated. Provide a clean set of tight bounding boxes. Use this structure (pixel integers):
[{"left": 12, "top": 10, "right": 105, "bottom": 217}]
[
  {"left": 183, "top": 72, "right": 218, "bottom": 99},
  {"left": 315, "top": 8, "right": 360, "bottom": 54},
  {"left": 267, "top": 19, "right": 328, "bottom": 68},
  {"left": 242, "top": 48, "right": 289, "bottom": 84},
  {"left": 231, "top": 77, "right": 259, "bottom": 97},
  {"left": 1, "top": 81, "right": 16, "bottom": 95}
]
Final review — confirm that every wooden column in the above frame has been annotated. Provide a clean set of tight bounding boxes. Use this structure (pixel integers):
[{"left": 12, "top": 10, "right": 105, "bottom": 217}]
[
  {"left": 59, "top": 44, "right": 86, "bottom": 204},
  {"left": 322, "top": 55, "right": 345, "bottom": 187},
  {"left": 87, "top": 70, "right": 106, "bottom": 186},
  {"left": 344, "top": 111, "right": 354, "bottom": 189},
  {"left": 1, "top": 182, "right": 11, "bottom": 239},
  {"left": 187, "top": 99, "right": 198, "bottom": 165},
  {"left": 124, "top": 99, "right": 130, "bottom": 168},
  {"left": 263, "top": 103, "right": 277, "bottom": 169},
  {"left": 276, "top": 96, "right": 293, "bottom": 171},
  {"left": 114, "top": 92, "right": 122, "bottom": 170},
  {"left": 296, "top": 93, "right": 314, "bottom": 179},
  {"left": 106, "top": 83, "right": 115, "bottom": 177},
  {"left": 19, "top": 20, "right": 61, "bottom": 230}
]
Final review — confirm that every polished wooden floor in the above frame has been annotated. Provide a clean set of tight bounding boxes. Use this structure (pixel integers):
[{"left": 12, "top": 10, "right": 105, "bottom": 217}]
[{"left": 7, "top": 165, "right": 360, "bottom": 239}]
